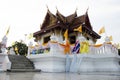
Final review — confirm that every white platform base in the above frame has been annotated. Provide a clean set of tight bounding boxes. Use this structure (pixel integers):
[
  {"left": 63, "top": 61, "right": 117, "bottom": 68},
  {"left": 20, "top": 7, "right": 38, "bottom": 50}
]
[
  {"left": 70, "top": 54, "right": 120, "bottom": 72},
  {"left": 27, "top": 54, "right": 66, "bottom": 72},
  {"left": 27, "top": 54, "right": 120, "bottom": 72}
]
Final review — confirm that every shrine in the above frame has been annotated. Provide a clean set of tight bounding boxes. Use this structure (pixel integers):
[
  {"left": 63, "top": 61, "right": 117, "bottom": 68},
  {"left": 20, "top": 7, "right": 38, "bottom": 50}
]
[{"left": 27, "top": 8, "right": 120, "bottom": 72}]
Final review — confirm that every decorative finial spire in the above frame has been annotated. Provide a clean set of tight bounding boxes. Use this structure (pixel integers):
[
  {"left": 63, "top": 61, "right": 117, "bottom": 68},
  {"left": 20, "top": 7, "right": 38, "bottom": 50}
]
[
  {"left": 75, "top": 6, "right": 78, "bottom": 11},
  {"left": 56, "top": 6, "right": 58, "bottom": 11},
  {"left": 86, "top": 7, "right": 89, "bottom": 13},
  {"left": 46, "top": 5, "right": 50, "bottom": 12},
  {"left": 40, "top": 24, "right": 41, "bottom": 30},
  {"left": 46, "top": 5, "right": 48, "bottom": 9},
  {"left": 46, "top": 5, "right": 51, "bottom": 14}
]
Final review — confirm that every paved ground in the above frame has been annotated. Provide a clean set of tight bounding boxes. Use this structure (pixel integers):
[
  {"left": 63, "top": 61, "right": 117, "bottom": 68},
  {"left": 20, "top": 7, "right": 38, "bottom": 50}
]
[{"left": 0, "top": 72, "right": 120, "bottom": 80}]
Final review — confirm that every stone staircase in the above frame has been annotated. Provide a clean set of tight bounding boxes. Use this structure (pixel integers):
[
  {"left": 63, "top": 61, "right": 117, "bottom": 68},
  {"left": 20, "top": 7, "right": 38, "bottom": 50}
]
[{"left": 7, "top": 55, "right": 41, "bottom": 72}]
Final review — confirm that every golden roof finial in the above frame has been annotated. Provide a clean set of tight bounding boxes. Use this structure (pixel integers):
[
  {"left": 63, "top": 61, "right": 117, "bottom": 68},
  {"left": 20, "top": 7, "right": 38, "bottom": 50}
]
[
  {"left": 86, "top": 7, "right": 89, "bottom": 13},
  {"left": 56, "top": 6, "right": 58, "bottom": 11},
  {"left": 75, "top": 6, "right": 78, "bottom": 11}
]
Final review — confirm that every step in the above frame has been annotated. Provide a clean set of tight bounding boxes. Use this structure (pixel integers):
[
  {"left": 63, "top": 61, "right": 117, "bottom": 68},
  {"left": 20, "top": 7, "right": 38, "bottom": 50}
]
[
  {"left": 9, "top": 56, "right": 32, "bottom": 62},
  {"left": 11, "top": 63, "right": 34, "bottom": 67},
  {"left": 7, "top": 69, "right": 41, "bottom": 72},
  {"left": 9, "top": 59, "right": 30, "bottom": 62},
  {"left": 11, "top": 66, "right": 34, "bottom": 69},
  {"left": 10, "top": 61, "right": 33, "bottom": 64}
]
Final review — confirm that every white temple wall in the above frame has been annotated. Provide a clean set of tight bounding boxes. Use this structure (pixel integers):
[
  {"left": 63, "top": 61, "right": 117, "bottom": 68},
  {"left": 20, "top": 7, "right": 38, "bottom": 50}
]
[
  {"left": 77, "top": 54, "right": 120, "bottom": 72},
  {"left": 54, "top": 29, "right": 63, "bottom": 43}
]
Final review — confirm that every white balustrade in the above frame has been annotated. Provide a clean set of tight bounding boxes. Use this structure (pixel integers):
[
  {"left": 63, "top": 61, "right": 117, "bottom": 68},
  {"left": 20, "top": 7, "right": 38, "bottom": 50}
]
[{"left": 89, "top": 43, "right": 118, "bottom": 55}]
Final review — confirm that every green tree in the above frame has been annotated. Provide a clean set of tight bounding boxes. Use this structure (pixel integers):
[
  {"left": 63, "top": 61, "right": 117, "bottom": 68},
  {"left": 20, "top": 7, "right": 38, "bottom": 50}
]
[{"left": 9, "top": 41, "right": 28, "bottom": 55}]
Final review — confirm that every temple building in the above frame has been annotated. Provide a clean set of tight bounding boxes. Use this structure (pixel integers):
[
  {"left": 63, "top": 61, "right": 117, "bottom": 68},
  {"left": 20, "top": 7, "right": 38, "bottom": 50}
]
[
  {"left": 28, "top": 8, "right": 120, "bottom": 73},
  {"left": 33, "top": 8, "right": 101, "bottom": 45}
]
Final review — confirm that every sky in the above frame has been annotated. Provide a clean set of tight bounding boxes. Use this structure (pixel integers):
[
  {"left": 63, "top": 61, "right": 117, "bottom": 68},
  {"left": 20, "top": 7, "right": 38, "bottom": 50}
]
[{"left": 0, "top": 0, "right": 120, "bottom": 46}]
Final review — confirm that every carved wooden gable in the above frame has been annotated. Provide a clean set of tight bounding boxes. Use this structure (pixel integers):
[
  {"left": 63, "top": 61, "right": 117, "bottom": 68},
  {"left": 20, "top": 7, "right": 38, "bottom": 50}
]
[{"left": 41, "top": 9, "right": 57, "bottom": 30}]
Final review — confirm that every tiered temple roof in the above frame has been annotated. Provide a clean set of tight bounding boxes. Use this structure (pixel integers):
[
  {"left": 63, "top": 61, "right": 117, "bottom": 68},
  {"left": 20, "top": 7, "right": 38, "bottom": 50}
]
[{"left": 33, "top": 8, "right": 101, "bottom": 41}]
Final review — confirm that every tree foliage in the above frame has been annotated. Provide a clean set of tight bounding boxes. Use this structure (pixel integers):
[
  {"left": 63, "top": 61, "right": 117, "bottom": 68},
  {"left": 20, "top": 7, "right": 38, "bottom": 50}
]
[{"left": 8, "top": 41, "right": 28, "bottom": 55}]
